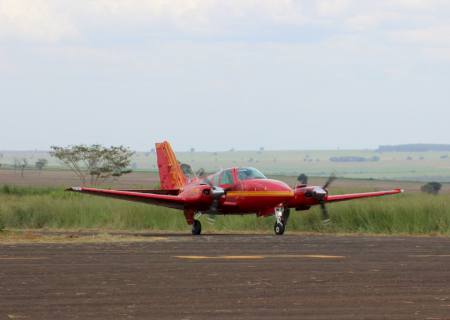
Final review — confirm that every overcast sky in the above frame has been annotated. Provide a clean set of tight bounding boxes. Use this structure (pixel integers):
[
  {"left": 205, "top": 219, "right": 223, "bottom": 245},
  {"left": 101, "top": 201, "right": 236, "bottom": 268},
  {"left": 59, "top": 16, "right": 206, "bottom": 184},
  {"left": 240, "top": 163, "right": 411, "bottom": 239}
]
[{"left": 1, "top": 0, "right": 449, "bottom": 151}]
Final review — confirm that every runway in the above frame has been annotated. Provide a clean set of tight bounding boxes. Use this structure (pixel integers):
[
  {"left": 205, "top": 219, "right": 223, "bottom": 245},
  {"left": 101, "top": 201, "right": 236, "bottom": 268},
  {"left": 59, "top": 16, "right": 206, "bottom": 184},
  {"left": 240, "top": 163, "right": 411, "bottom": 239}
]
[{"left": 1, "top": 234, "right": 450, "bottom": 319}]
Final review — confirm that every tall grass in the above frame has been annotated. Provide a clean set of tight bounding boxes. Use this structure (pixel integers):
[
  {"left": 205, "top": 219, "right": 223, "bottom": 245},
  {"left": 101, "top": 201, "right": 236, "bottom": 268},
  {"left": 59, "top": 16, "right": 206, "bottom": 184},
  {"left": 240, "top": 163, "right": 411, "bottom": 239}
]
[{"left": 0, "top": 185, "right": 449, "bottom": 235}]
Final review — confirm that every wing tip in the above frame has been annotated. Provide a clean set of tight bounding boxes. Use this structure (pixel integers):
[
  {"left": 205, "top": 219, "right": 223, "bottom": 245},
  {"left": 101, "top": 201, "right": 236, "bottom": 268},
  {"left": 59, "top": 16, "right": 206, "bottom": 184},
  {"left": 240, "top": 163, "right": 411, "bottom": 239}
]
[{"left": 66, "top": 187, "right": 82, "bottom": 192}]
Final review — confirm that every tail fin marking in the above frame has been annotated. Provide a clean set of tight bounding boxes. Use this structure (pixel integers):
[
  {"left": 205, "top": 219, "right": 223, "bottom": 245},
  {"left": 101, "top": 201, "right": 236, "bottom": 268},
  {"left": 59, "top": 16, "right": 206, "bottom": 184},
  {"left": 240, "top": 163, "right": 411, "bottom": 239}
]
[{"left": 155, "top": 141, "right": 186, "bottom": 190}]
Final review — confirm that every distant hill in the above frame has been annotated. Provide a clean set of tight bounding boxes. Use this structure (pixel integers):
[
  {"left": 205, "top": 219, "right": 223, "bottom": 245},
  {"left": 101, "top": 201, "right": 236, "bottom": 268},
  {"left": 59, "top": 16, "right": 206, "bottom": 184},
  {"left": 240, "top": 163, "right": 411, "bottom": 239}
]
[{"left": 377, "top": 144, "right": 450, "bottom": 152}]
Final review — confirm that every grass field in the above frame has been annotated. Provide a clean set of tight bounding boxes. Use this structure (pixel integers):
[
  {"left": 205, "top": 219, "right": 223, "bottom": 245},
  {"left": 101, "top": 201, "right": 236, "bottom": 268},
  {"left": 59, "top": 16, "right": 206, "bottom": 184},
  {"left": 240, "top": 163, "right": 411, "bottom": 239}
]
[
  {"left": 1, "top": 184, "right": 449, "bottom": 236},
  {"left": 1, "top": 163, "right": 449, "bottom": 236}
]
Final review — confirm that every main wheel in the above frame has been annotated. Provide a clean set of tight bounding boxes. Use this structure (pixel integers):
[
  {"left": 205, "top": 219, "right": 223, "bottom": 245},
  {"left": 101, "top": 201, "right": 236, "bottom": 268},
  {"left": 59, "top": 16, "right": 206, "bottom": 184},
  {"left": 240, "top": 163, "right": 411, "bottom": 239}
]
[
  {"left": 192, "top": 219, "right": 202, "bottom": 235},
  {"left": 274, "top": 222, "right": 285, "bottom": 235}
]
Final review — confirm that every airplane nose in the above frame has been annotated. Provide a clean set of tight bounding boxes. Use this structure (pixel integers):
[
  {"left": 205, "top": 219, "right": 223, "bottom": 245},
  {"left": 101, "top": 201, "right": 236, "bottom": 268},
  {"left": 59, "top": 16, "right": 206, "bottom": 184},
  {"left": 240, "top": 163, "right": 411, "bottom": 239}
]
[{"left": 312, "top": 187, "right": 327, "bottom": 200}]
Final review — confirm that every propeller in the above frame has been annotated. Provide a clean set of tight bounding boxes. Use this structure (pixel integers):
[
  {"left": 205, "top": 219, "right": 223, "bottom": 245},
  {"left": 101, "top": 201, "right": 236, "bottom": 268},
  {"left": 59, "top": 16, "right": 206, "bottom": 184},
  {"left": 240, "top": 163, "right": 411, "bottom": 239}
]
[
  {"left": 314, "top": 173, "right": 337, "bottom": 224},
  {"left": 201, "top": 176, "right": 225, "bottom": 216},
  {"left": 196, "top": 168, "right": 206, "bottom": 178},
  {"left": 297, "top": 173, "right": 308, "bottom": 185},
  {"left": 180, "top": 163, "right": 194, "bottom": 177},
  {"left": 323, "top": 173, "right": 336, "bottom": 189},
  {"left": 319, "top": 202, "right": 330, "bottom": 224},
  {"left": 206, "top": 213, "right": 217, "bottom": 225},
  {"left": 183, "top": 163, "right": 223, "bottom": 222}
]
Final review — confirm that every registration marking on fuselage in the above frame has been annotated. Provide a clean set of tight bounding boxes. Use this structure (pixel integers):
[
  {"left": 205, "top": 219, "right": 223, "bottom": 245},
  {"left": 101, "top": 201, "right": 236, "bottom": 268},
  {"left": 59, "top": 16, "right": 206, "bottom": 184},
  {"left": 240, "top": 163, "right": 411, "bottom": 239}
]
[{"left": 174, "top": 254, "right": 345, "bottom": 260}]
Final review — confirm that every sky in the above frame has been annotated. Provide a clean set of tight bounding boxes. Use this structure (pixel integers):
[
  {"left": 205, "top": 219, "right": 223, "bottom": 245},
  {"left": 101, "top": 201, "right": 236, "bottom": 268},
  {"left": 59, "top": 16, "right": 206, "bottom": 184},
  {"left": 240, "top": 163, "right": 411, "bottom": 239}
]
[{"left": 0, "top": 0, "right": 449, "bottom": 151}]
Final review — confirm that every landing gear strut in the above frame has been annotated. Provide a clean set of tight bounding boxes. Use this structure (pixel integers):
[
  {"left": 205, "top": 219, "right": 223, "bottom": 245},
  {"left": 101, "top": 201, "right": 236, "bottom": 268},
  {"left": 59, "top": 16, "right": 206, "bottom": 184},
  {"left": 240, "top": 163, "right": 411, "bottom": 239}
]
[
  {"left": 274, "top": 207, "right": 290, "bottom": 235},
  {"left": 192, "top": 219, "right": 202, "bottom": 235}
]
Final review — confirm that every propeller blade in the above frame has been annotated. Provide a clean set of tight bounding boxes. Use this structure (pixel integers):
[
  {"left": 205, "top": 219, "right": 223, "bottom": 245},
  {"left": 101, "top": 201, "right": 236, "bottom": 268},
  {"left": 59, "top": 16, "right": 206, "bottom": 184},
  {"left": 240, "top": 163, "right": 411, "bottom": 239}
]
[
  {"left": 297, "top": 173, "right": 308, "bottom": 185},
  {"left": 196, "top": 168, "right": 206, "bottom": 178},
  {"left": 320, "top": 202, "right": 330, "bottom": 224},
  {"left": 206, "top": 214, "right": 216, "bottom": 225},
  {"left": 323, "top": 174, "right": 337, "bottom": 189}
]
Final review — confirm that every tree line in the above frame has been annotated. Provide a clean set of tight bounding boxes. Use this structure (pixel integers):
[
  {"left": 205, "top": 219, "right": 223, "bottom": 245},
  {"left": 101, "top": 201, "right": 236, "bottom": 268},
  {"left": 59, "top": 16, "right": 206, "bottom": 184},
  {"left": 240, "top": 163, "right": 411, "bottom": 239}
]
[{"left": 1, "top": 145, "right": 134, "bottom": 185}]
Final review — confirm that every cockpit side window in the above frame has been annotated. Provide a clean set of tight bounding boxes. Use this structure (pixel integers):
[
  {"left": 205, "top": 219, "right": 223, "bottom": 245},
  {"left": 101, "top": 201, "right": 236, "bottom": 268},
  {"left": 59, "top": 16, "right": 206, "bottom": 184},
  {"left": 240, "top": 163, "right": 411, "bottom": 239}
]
[
  {"left": 212, "top": 175, "right": 220, "bottom": 186},
  {"left": 237, "top": 167, "right": 267, "bottom": 181},
  {"left": 219, "top": 169, "right": 234, "bottom": 185}
]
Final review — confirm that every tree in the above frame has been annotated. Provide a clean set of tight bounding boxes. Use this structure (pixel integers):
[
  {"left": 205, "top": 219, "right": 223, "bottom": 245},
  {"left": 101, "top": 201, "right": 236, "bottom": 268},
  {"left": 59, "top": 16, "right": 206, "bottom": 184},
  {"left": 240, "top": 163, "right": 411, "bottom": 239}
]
[
  {"left": 421, "top": 182, "right": 442, "bottom": 195},
  {"left": 14, "top": 158, "right": 28, "bottom": 177},
  {"left": 50, "top": 144, "right": 134, "bottom": 185},
  {"left": 35, "top": 158, "right": 48, "bottom": 173},
  {"left": 13, "top": 158, "right": 19, "bottom": 172}
]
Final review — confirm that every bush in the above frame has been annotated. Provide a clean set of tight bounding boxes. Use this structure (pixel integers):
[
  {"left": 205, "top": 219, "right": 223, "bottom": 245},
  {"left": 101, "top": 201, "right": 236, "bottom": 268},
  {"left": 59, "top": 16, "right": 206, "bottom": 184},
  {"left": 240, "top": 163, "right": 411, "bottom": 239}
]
[{"left": 421, "top": 182, "right": 442, "bottom": 195}]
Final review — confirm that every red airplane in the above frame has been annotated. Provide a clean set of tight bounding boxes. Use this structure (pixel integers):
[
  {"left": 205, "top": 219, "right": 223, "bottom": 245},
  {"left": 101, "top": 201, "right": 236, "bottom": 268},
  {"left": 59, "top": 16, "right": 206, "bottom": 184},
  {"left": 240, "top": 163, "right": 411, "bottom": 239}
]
[{"left": 69, "top": 141, "right": 403, "bottom": 235}]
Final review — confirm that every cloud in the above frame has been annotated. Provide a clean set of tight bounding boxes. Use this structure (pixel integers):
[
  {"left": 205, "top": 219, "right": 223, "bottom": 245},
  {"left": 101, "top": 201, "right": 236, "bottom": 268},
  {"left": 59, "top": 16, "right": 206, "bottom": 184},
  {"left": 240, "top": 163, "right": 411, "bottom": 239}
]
[
  {"left": 0, "top": 0, "right": 78, "bottom": 42},
  {"left": 345, "top": 11, "right": 403, "bottom": 31},
  {"left": 388, "top": 0, "right": 446, "bottom": 10},
  {"left": 316, "top": 0, "right": 351, "bottom": 17},
  {"left": 392, "top": 25, "right": 450, "bottom": 47},
  {"left": 0, "top": 0, "right": 450, "bottom": 57}
]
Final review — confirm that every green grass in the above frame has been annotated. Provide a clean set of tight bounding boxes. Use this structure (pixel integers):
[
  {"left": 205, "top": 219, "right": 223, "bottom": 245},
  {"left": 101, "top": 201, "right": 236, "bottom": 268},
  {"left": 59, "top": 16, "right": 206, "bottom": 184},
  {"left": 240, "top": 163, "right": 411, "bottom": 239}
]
[{"left": 0, "top": 185, "right": 449, "bottom": 235}]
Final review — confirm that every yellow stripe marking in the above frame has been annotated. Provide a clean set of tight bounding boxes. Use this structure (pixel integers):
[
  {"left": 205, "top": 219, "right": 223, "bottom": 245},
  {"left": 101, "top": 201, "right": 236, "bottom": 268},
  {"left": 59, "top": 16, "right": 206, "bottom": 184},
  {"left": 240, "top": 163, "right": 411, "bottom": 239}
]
[
  {"left": 176, "top": 255, "right": 264, "bottom": 260},
  {"left": 409, "top": 255, "right": 450, "bottom": 258},
  {"left": 175, "top": 254, "right": 344, "bottom": 260},
  {"left": 273, "top": 254, "right": 345, "bottom": 259},
  {"left": 227, "top": 191, "right": 294, "bottom": 197}
]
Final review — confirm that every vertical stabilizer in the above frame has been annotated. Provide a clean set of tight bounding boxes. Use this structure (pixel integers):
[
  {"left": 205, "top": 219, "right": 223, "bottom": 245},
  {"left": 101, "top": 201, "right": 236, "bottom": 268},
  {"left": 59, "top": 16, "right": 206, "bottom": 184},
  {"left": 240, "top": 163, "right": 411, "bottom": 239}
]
[{"left": 155, "top": 141, "right": 187, "bottom": 190}]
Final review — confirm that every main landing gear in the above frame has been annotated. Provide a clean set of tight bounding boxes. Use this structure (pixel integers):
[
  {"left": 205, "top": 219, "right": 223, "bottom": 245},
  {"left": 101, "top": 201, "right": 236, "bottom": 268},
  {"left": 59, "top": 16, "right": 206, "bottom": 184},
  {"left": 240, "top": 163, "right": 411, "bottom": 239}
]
[
  {"left": 192, "top": 219, "right": 202, "bottom": 235},
  {"left": 185, "top": 210, "right": 202, "bottom": 236},
  {"left": 274, "top": 207, "right": 290, "bottom": 236}
]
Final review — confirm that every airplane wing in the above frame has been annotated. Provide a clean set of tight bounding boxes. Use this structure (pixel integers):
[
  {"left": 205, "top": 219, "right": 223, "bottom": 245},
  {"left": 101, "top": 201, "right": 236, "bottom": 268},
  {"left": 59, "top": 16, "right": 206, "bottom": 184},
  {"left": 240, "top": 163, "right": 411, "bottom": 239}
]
[
  {"left": 67, "top": 187, "right": 185, "bottom": 210},
  {"left": 325, "top": 189, "right": 404, "bottom": 203}
]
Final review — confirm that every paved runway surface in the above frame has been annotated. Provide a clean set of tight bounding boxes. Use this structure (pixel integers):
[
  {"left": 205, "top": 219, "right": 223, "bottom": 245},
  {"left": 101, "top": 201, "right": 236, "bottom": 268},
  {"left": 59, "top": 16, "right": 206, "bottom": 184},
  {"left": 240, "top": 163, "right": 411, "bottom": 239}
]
[{"left": 2, "top": 234, "right": 450, "bottom": 319}]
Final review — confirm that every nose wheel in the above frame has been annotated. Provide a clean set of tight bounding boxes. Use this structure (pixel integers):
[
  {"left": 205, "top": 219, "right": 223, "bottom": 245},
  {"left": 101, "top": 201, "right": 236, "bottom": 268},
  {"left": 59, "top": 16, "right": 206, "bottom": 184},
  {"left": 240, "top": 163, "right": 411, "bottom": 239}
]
[
  {"left": 274, "top": 222, "right": 285, "bottom": 235},
  {"left": 192, "top": 219, "right": 202, "bottom": 235}
]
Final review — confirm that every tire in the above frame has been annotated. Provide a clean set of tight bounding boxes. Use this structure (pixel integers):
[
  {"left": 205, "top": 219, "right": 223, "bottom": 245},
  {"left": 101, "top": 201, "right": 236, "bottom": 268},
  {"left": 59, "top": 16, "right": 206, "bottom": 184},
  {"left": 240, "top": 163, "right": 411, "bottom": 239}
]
[
  {"left": 274, "top": 222, "right": 285, "bottom": 235},
  {"left": 192, "top": 220, "right": 202, "bottom": 235}
]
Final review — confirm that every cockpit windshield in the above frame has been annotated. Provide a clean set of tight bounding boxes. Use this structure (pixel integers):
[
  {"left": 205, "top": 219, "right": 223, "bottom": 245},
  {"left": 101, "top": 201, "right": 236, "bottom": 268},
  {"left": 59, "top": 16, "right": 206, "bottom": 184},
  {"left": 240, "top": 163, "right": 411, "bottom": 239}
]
[{"left": 237, "top": 167, "right": 267, "bottom": 181}]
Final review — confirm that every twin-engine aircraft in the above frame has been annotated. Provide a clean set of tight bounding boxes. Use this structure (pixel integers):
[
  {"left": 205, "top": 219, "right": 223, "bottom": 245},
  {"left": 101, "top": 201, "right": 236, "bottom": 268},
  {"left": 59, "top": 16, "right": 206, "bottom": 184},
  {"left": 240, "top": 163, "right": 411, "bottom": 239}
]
[{"left": 69, "top": 141, "right": 403, "bottom": 235}]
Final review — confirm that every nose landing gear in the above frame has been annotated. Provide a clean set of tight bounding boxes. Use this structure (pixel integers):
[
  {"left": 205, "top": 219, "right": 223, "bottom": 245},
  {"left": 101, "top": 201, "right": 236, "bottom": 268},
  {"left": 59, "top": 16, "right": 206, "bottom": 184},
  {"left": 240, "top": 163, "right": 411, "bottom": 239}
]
[
  {"left": 274, "top": 207, "right": 290, "bottom": 235},
  {"left": 274, "top": 221, "right": 285, "bottom": 235}
]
